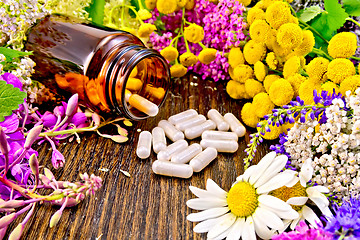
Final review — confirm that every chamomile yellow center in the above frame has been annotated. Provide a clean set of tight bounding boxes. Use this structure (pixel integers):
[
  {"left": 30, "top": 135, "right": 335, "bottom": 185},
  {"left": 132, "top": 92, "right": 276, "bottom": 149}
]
[
  {"left": 270, "top": 181, "right": 307, "bottom": 211},
  {"left": 227, "top": 181, "right": 258, "bottom": 217}
]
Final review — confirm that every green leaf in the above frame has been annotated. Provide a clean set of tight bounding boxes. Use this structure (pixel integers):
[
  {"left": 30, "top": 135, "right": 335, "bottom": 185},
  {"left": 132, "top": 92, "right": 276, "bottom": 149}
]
[
  {"left": 298, "top": 6, "right": 323, "bottom": 22},
  {"left": 0, "top": 47, "right": 32, "bottom": 62},
  {"left": 86, "top": 0, "right": 105, "bottom": 25},
  {"left": 309, "top": 12, "right": 333, "bottom": 43},
  {"left": 343, "top": 0, "right": 360, "bottom": 16},
  {"left": 324, "top": 0, "right": 349, "bottom": 33},
  {"left": 0, "top": 80, "right": 26, "bottom": 122}
]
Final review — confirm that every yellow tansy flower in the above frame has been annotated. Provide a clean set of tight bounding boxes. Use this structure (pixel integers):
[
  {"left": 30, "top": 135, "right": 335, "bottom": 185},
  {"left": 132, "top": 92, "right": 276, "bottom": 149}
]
[
  {"left": 145, "top": 0, "right": 157, "bottom": 9},
  {"left": 247, "top": 7, "right": 266, "bottom": 25},
  {"left": 265, "top": 1, "right": 291, "bottom": 29},
  {"left": 293, "top": 30, "right": 315, "bottom": 56},
  {"left": 328, "top": 32, "right": 358, "bottom": 59},
  {"left": 321, "top": 81, "right": 340, "bottom": 95},
  {"left": 244, "top": 78, "right": 265, "bottom": 98},
  {"left": 264, "top": 74, "right": 281, "bottom": 92},
  {"left": 156, "top": 0, "right": 177, "bottom": 14},
  {"left": 228, "top": 47, "right": 245, "bottom": 69},
  {"left": 306, "top": 57, "right": 329, "bottom": 82},
  {"left": 249, "top": 20, "right": 271, "bottom": 43},
  {"left": 265, "top": 28, "right": 277, "bottom": 51},
  {"left": 243, "top": 40, "right": 266, "bottom": 65},
  {"left": 277, "top": 23, "right": 303, "bottom": 50},
  {"left": 138, "top": 23, "right": 156, "bottom": 38},
  {"left": 185, "top": 0, "right": 195, "bottom": 9},
  {"left": 272, "top": 40, "right": 292, "bottom": 57},
  {"left": 198, "top": 48, "right": 217, "bottom": 64},
  {"left": 265, "top": 52, "right": 278, "bottom": 70},
  {"left": 286, "top": 73, "right": 307, "bottom": 97},
  {"left": 268, "top": 78, "right": 294, "bottom": 106},
  {"left": 177, "top": 0, "right": 188, "bottom": 8},
  {"left": 298, "top": 80, "right": 321, "bottom": 105},
  {"left": 254, "top": 61, "right": 268, "bottom": 82},
  {"left": 283, "top": 55, "right": 301, "bottom": 79},
  {"left": 226, "top": 80, "right": 249, "bottom": 99},
  {"left": 327, "top": 58, "right": 356, "bottom": 84},
  {"left": 233, "top": 64, "right": 254, "bottom": 83},
  {"left": 138, "top": 9, "right": 152, "bottom": 20},
  {"left": 184, "top": 24, "right": 204, "bottom": 43},
  {"left": 160, "top": 46, "right": 179, "bottom": 62},
  {"left": 257, "top": 121, "right": 282, "bottom": 140},
  {"left": 170, "top": 64, "right": 187, "bottom": 77},
  {"left": 238, "top": 0, "right": 252, "bottom": 7},
  {"left": 179, "top": 52, "right": 198, "bottom": 67},
  {"left": 241, "top": 102, "right": 260, "bottom": 128},
  {"left": 252, "top": 92, "right": 274, "bottom": 118},
  {"left": 339, "top": 75, "right": 360, "bottom": 96}
]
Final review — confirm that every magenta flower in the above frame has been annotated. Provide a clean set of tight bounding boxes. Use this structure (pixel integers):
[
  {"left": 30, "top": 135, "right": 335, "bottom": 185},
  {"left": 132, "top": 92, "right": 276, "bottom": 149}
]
[
  {"left": 272, "top": 221, "right": 333, "bottom": 240},
  {"left": 51, "top": 149, "right": 65, "bottom": 169},
  {"left": 0, "top": 73, "right": 23, "bottom": 90}
]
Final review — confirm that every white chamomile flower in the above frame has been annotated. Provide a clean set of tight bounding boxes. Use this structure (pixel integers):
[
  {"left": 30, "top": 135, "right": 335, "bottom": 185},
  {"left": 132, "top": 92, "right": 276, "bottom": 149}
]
[
  {"left": 186, "top": 152, "right": 299, "bottom": 240},
  {"left": 271, "top": 158, "right": 333, "bottom": 231}
]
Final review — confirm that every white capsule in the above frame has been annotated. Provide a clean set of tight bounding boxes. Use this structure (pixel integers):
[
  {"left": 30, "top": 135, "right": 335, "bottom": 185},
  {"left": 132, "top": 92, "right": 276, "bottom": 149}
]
[
  {"left": 136, "top": 131, "right": 152, "bottom": 159},
  {"left": 157, "top": 139, "right": 188, "bottom": 161},
  {"left": 125, "top": 89, "right": 132, "bottom": 102},
  {"left": 129, "top": 94, "right": 159, "bottom": 116},
  {"left": 224, "top": 113, "right": 246, "bottom": 137},
  {"left": 152, "top": 160, "right": 193, "bottom": 178},
  {"left": 201, "top": 130, "right": 238, "bottom": 141},
  {"left": 171, "top": 143, "right": 203, "bottom": 164},
  {"left": 200, "top": 139, "right": 238, "bottom": 153},
  {"left": 189, "top": 147, "right": 218, "bottom": 172},
  {"left": 184, "top": 120, "right": 216, "bottom": 140},
  {"left": 152, "top": 127, "right": 167, "bottom": 154},
  {"left": 158, "top": 120, "right": 184, "bottom": 142},
  {"left": 207, "top": 109, "right": 229, "bottom": 131},
  {"left": 168, "top": 109, "right": 198, "bottom": 125},
  {"left": 175, "top": 114, "right": 206, "bottom": 132}
]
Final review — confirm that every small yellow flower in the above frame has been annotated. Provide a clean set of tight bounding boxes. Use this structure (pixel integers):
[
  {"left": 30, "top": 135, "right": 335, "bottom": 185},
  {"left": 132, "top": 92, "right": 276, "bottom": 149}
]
[
  {"left": 254, "top": 61, "right": 268, "bottom": 82},
  {"left": 244, "top": 78, "right": 265, "bottom": 98},
  {"left": 272, "top": 40, "right": 292, "bottom": 57},
  {"left": 184, "top": 24, "right": 204, "bottom": 43},
  {"left": 277, "top": 23, "right": 303, "bottom": 50},
  {"left": 265, "top": 28, "right": 277, "bottom": 51},
  {"left": 299, "top": 80, "right": 321, "bottom": 105},
  {"left": 328, "top": 32, "right": 358, "bottom": 59},
  {"left": 238, "top": 0, "right": 252, "bottom": 7},
  {"left": 156, "top": 0, "right": 177, "bottom": 14},
  {"left": 247, "top": 7, "right": 265, "bottom": 25},
  {"left": 268, "top": 78, "right": 294, "bottom": 106},
  {"left": 283, "top": 55, "right": 301, "bottom": 79},
  {"left": 241, "top": 102, "right": 260, "bottom": 128},
  {"left": 228, "top": 47, "right": 245, "bottom": 69},
  {"left": 145, "top": 0, "right": 157, "bottom": 9},
  {"left": 257, "top": 120, "right": 282, "bottom": 140},
  {"left": 264, "top": 74, "right": 281, "bottom": 92},
  {"left": 265, "top": 2, "right": 291, "bottom": 29},
  {"left": 306, "top": 57, "right": 329, "bottom": 82},
  {"left": 226, "top": 80, "right": 250, "bottom": 99},
  {"left": 252, "top": 92, "right": 274, "bottom": 118},
  {"left": 293, "top": 30, "right": 315, "bottom": 56},
  {"left": 170, "top": 64, "right": 187, "bottom": 77},
  {"left": 160, "top": 46, "right": 179, "bottom": 62},
  {"left": 138, "top": 9, "right": 153, "bottom": 20},
  {"left": 243, "top": 40, "right": 266, "bottom": 65},
  {"left": 179, "top": 52, "right": 198, "bottom": 67},
  {"left": 233, "top": 64, "right": 254, "bottom": 83},
  {"left": 339, "top": 75, "right": 360, "bottom": 96},
  {"left": 185, "top": 0, "right": 195, "bottom": 9},
  {"left": 177, "top": 0, "right": 188, "bottom": 8},
  {"left": 327, "top": 58, "right": 356, "bottom": 84},
  {"left": 286, "top": 73, "right": 307, "bottom": 97},
  {"left": 321, "top": 81, "right": 340, "bottom": 95},
  {"left": 198, "top": 48, "right": 217, "bottom": 64},
  {"left": 249, "top": 20, "right": 271, "bottom": 43},
  {"left": 265, "top": 52, "right": 278, "bottom": 70},
  {"left": 138, "top": 23, "right": 156, "bottom": 38}
]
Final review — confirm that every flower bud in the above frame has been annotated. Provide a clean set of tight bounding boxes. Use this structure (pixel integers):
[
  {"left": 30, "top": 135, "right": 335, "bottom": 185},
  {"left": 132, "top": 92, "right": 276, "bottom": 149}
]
[
  {"left": 92, "top": 113, "right": 101, "bottom": 126},
  {"left": 65, "top": 94, "right": 79, "bottom": 117},
  {"left": 0, "top": 126, "right": 9, "bottom": 155},
  {"left": 49, "top": 209, "right": 63, "bottom": 228},
  {"left": 41, "top": 112, "right": 57, "bottom": 128},
  {"left": 43, "top": 168, "right": 55, "bottom": 180},
  {"left": 29, "top": 153, "right": 39, "bottom": 180},
  {"left": 39, "top": 174, "right": 51, "bottom": 186},
  {"left": 0, "top": 213, "right": 17, "bottom": 229},
  {"left": 8, "top": 223, "right": 24, "bottom": 240},
  {"left": 51, "top": 149, "right": 65, "bottom": 169},
  {"left": 110, "top": 135, "right": 128, "bottom": 143},
  {"left": 24, "top": 125, "right": 43, "bottom": 150},
  {"left": 0, "top": 200, "right": 26, "bottom": 209}
]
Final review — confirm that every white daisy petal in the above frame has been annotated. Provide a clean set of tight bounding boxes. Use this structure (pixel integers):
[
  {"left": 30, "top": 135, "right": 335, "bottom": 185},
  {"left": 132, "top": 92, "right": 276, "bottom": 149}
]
[
  {"left": 189, "top": 186, "right": 218, "bottom": 198},
  {"left": 258, "top": 195, "right": 293, "bottom": 212},
  {"left": 207, "top": 213, "right": 237, "bottom": 239},
  {"left": 306, "top": 187, "right": 329, "bottom": 207},
  {"left": 236, "top": 175, "right": 243, "bottom": 182},
  {"left": 241, "top": 165, "right": 258, "bottom": 182},
  {"left": 278, "top": 219, "right": 292, "bottom": 233},
  {"left": 286, "top": 197, "right": 308, "bottom": 205},
  {"left": 210, "top": 224, "right": 234, "bottom": 240},
  {"left": 290, "top": 214, "right": 302, "bottom": 230},
  {"left": 226, "top": 218, "right": 245, "bottom": 240},
  {"left": 299, "top": 158, "right": 313, "bottom": 187},
  {"left": 310, "top": 185, "right": 330, "bottom": 193},
  {"left": 242, "top": 216, "right": 256, "bottom": 240},
  {"left": 302, "top": 205, "right": 322, "bottom": 227},
  {"left": 193, "top": 214, "right": 230, "bottom": 233},
  {"left": 248, "top": 152, "right": 276, "bottom": 185},
  {"left": 253, "top": 209, "right": 276, "bottom": 239},
  {"left": 206, "top": 179, "right": 227, "bottom": 198},
  {"left": 186, "top": 198, "right": 228, "bottom": 210},
  {"left": 257, "top": 171, "right": 297, "bottom": 194},
  {"left": 285, "top": 175, "right": 299, "bottom": 187},
  {"left": 187, "top": 207, "right": 229, "bottom": 222},
  {"left": 254, "top": 207, "right": 284, "bottom": 230},
  {"left": 261, "top": 204, "right": 299, "bottom": 220},
  {"left": 254, "top": 155, "right": 288, "bottom": 188}
]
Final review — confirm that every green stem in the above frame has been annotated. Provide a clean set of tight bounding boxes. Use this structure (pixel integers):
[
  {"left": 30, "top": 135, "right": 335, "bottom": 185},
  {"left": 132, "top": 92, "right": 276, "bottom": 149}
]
[
  {"left": 346, "top": 17, "right": 360, "bottom": 28},
  {"left": 350, "top": 56, "right": 360, "bottom": 61},
  {"left": 198, "top": 42, "right": 206, "bottom": 49},
  {"left": 299, "top": 20, "right": 329, "bottom": 44},
  {"left": 181, "top": 8, "right": 191, "bottom": 52},
  {"left": 311, "top": 48, "right": 333, "bottom": 61},
  {"left": 169, "top": 35, "right": 183, "bottom": 46},
  {"left": 124, "top": 5, "right": 144, "bottom": 24}
]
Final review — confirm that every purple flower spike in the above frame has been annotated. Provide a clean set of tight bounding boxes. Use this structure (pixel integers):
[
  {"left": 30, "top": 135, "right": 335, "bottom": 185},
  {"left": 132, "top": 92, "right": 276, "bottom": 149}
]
[
  {"left": 65, "top": 94, "right": 79, "bottom": 117},
  {"left": 51, "top": 149, "right": 65, "bottom": 169},
  {"left": 24, "top": 125, "right": 43, "bottom": 150}
]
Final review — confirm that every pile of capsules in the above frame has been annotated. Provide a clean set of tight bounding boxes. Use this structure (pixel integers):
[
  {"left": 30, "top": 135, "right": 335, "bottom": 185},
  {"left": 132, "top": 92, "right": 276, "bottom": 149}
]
[{"left": 136, "top": 109, "right": 246, "bottom": 178}]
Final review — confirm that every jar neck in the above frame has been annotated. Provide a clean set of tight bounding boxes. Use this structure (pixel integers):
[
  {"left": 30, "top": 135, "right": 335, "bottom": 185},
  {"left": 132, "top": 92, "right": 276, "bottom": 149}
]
[{"left": 105, "top": 45, "right": 170, "bottom": 120}]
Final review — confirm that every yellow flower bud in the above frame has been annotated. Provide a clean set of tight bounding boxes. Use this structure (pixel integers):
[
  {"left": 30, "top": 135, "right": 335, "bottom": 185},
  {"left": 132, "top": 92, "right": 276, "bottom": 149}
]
[{"left": 184, "top": 24, "right": 204, "bottom": 43}]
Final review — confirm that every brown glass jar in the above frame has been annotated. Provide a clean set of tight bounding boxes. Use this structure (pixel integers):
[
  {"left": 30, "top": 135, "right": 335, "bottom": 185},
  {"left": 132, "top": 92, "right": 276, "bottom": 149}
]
[{"left": 25, "top": 14, "right": 170, "bottom": 120}]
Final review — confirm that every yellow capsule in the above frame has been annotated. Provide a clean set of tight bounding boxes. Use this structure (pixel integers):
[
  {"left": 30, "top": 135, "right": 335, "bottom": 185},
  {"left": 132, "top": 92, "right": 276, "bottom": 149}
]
[{"left": 126, "top": 77, "right": 143, "bottom": 91}]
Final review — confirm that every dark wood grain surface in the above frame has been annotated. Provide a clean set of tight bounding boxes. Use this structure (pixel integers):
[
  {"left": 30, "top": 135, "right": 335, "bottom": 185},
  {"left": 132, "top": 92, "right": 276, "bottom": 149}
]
[{"left": 11, "top": 74, "right": 272, "bottom": 240}]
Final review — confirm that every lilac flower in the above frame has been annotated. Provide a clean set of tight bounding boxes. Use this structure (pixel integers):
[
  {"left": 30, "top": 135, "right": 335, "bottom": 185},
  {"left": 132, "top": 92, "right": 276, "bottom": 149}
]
[
  {"left": 272, "top": 221, "right": 333, "bottom": 240},
  {"left": 325, "top": 198, "right": 360, "bottom": 239}
]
